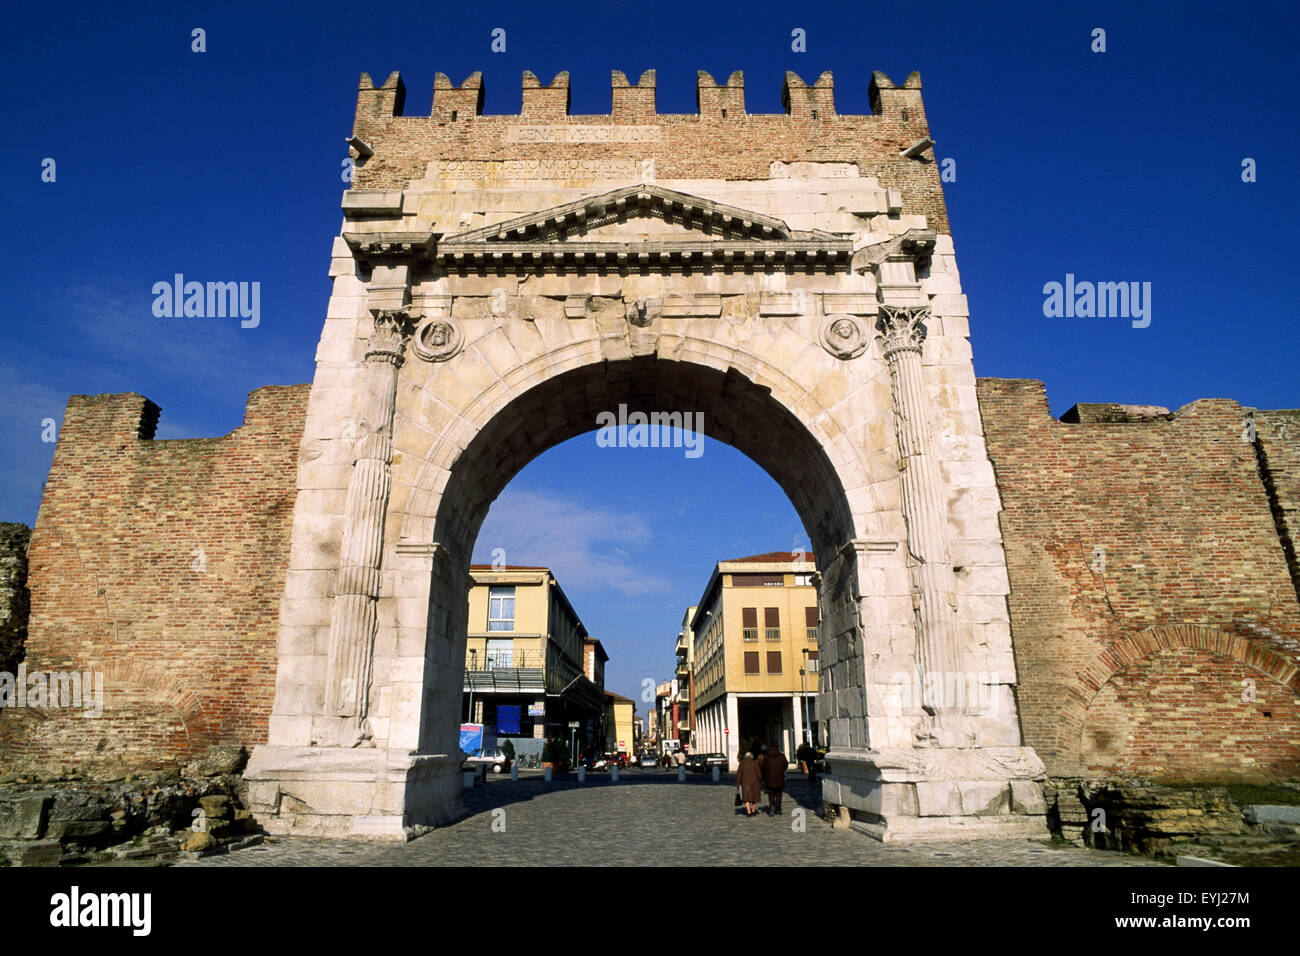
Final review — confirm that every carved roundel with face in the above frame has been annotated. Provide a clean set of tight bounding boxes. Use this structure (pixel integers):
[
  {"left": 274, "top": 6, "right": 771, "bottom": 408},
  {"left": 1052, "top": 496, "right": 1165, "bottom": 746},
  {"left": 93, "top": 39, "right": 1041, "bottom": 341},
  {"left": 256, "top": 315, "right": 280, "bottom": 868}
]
[
  {"left": 412, "top": 318, "right": 463, "bottom": 362},
  {"left": 819, "top": 313, "right": 869, "bottom": 360}
]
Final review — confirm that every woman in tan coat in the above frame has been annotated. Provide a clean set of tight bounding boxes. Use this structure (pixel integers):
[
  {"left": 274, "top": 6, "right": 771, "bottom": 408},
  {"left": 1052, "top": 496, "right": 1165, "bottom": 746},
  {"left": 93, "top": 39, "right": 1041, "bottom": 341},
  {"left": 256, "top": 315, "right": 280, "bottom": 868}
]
[{"left": 737, "top": 752, "right": 762, "bottom": 817}]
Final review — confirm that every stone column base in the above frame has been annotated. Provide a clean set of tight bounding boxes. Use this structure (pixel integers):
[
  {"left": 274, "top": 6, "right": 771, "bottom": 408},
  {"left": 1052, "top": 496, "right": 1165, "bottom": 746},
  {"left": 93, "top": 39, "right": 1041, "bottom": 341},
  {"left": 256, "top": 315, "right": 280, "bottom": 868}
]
[
  {"left": 821, "top": 746, "right": 1050, "bottom": 843},
  {"left": 244, "top": 746, "right": 465, "bottom": 841}
]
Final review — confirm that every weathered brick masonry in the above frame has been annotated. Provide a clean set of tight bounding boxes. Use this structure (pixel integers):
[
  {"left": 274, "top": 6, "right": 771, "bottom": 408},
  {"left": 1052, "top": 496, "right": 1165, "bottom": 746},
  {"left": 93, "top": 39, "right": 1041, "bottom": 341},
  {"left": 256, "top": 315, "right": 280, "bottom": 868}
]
[
  {"left": 978, "top": 379, "right": 1300, "bottom": 781},
  {"left": 0, "top": 385, "right": 309, "bottom": 775}
]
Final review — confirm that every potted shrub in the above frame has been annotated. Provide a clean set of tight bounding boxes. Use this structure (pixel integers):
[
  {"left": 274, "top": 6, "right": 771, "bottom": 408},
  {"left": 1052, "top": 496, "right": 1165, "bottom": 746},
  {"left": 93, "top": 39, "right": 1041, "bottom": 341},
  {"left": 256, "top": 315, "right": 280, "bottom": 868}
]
[{"left": 542, "top": 738, "right": 571, "bottom": 772}]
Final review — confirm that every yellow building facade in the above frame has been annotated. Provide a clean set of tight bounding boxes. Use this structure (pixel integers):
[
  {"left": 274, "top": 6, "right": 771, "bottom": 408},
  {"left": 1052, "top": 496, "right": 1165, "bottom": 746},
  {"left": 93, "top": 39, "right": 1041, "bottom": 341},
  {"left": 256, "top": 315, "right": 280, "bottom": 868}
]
[
  {"left": 689, "top": 552, "right": 820, "bottom": 770},
  {"left": 603, "top": 692, "right": 636, "bottom": 757},
  {"left": 464, "top": 565, "right": 605, "bottom": 758}
]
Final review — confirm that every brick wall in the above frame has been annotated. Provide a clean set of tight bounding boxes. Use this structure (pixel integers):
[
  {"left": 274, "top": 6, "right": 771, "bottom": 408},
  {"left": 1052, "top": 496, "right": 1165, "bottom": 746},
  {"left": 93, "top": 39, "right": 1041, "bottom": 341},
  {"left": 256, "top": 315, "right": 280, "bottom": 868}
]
[
  {"left": 977, "top": 378, "right": 1300, "bottom": 781},
  {"left": 0, "top": 385, "right": 310, "bottom": 776},
  {"left": 348, "top": 69, "right": 950, "bottom": 232}
]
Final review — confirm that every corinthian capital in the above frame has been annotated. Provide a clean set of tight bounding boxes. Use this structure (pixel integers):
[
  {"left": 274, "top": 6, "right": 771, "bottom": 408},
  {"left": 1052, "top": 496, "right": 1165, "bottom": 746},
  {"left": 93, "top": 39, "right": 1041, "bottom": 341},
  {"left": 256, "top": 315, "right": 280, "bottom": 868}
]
[
  {"left": 365, "top": 308, "right": 413, "bottom": 365},
  {"left": 876, "top": 304, "right": 931, "bottom": 357}
]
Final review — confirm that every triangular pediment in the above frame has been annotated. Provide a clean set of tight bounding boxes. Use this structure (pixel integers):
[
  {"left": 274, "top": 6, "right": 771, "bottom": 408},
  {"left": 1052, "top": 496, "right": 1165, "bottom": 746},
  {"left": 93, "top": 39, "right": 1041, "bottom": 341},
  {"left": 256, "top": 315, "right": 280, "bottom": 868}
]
[
  {"left": 441, "top": 184, "right": 797, "bottom": 245},
  {"left": 345, "top": 184, "right": 854, "bottom": 273}
]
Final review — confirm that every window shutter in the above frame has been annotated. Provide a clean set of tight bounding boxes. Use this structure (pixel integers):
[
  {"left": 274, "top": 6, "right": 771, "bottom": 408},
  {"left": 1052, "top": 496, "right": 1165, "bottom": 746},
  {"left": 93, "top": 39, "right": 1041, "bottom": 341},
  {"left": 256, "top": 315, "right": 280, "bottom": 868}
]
[
  {"left": 742, "top": 607, "right": 758, "bottom": 628},
  {"left": 805, "top": 606, "right": 818, "bottom": 627},
  {"left": 766, "top": 652, "right": 783, "bottom": 674},
  {"left": 733, "top": 573, "right": 784, "bottom": 587},
  {"left": 764, "top": 607, "right": 780, "bottom": 627},
  {"left": 744, "top": 652, "right": 760, "bottom": 674}
]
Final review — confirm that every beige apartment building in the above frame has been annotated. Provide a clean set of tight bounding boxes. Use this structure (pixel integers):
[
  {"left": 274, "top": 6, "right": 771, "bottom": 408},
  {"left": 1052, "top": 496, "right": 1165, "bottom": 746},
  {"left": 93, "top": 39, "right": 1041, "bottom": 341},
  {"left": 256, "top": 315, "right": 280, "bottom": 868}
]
[
  {"left": 689, "top": 552, "right": 820, "bottom": 770},
  {"left": 464, "top": 565, "right": 606, "bottom": 759},
  {"left": 603, "top": 691, "right": 636, "bottom": 758},
  {"left": 673, "top": 606, "right": 696, "bottom": 749}
]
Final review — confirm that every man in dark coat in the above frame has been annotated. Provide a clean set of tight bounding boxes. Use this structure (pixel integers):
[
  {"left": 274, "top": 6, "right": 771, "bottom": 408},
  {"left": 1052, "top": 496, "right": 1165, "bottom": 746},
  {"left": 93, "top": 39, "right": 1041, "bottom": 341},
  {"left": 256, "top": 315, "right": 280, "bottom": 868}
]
[
  {"left": 796, "top": 741, "right": 818, "bottom": 783},
  {"left": 736, "top": 752, "right": 762, "bottom": 816},
  {"left": 762, "top": 744, "right": 786, "bottom": 814}
]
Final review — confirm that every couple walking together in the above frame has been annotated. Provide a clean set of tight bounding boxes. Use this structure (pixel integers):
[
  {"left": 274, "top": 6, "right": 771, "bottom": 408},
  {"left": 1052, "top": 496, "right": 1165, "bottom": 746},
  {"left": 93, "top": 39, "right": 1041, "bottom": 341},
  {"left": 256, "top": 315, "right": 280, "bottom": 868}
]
[{"left": 737, "top": 744, "right": 785, "bottom": 817}]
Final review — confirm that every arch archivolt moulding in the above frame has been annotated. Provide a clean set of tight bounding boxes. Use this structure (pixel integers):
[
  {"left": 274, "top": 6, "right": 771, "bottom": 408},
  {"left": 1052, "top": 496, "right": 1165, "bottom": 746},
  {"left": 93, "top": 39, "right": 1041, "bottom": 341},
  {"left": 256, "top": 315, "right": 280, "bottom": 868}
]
[{"left": 394, "top": 320, "right": 893, "bottom": 548}]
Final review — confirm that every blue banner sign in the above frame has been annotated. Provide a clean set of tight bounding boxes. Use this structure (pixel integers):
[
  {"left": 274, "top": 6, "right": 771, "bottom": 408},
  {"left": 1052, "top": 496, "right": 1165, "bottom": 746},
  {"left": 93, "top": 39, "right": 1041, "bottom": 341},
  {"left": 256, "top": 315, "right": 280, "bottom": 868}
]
[{"left": 460, "top": 723, "right": 484, "bottom": 753}]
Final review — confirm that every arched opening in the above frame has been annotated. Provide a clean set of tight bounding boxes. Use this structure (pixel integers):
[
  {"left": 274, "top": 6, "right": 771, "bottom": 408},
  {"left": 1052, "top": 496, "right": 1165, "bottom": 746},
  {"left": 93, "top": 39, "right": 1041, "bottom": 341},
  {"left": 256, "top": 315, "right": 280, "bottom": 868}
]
[{"left": 413, "top": 355, "right": 861, "bottom": 761}]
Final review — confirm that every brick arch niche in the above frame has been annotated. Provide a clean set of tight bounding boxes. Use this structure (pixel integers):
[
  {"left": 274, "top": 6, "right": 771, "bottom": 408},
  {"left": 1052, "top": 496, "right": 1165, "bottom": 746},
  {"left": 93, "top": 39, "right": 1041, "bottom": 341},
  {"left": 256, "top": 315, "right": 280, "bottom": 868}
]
[
  {"left": 0, "top": 660, "right": 210, "bottom": 775},
  {"left": 1075, "top": 625, "right": 1300, "bottom": 780}
]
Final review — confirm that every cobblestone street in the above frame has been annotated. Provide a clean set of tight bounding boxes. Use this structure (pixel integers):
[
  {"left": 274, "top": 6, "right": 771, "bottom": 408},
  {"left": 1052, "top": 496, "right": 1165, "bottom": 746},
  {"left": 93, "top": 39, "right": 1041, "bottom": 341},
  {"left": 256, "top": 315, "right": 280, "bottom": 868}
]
[{"left": 180, "top": 770, "right": 1162, "bottom": 867}]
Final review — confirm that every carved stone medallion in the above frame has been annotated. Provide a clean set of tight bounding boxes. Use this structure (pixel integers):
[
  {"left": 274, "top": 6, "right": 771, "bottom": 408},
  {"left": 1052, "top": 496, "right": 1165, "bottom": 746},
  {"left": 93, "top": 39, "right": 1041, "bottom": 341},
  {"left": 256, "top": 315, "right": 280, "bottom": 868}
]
[
  {"left": 625, "top": 298, "right": 651, "bottom": 327},
  {"left": 411, "top": 317, "right": 463, "bottom": 362},
  {"left": 820, "top": 313, "right": 869, "bottom": 360}
]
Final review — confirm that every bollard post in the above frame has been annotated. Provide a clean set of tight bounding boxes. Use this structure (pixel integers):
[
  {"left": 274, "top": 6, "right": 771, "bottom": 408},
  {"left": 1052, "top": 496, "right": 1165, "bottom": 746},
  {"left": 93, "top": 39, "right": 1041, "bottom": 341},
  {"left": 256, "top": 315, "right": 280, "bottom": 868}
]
[
  {"left": 511, "top": 763, "right": 518, "bottom": 782},
  {"left": 578, "top": 766, "right": 586, "bottom": 783},
  {"left": 711, "top": 765, "right": 720, "bottom": 783},
  {"left": 463, "top": 772, "right": 474, "bottom": 789},
  {"left": 611, "top": 766, "right": 619, "bottom": 783},
  {"left": 544, "top": 765, "right": 552, "bottom": 783},
  {"left": 677, "top": 766, "right": 686, "bottom": 783}
]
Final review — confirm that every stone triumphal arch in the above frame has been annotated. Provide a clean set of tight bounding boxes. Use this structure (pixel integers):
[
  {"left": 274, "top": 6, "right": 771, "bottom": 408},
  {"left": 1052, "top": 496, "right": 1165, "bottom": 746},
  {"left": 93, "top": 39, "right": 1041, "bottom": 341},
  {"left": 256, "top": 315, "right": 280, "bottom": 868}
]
[{"left": 241, "top": 68, "right": 1049, "bottom": 841}]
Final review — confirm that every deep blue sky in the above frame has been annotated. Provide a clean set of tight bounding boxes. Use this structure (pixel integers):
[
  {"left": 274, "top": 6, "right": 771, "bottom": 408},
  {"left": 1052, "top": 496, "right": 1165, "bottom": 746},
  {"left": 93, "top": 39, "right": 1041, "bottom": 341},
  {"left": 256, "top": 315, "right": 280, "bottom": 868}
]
[{"left": 4, "top": 1, "right": 1296, "bottom": 707}]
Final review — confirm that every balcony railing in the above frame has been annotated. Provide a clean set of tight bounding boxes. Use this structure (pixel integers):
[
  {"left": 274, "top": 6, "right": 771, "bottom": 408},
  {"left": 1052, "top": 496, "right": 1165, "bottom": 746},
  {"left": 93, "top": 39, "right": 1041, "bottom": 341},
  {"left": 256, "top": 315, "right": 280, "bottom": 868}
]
[
  {"left": 464, "top": 668, "right": 544, "bottom": 693},
  {"left": 464, "top": 649, "right": 547, "bottom": 693},
  {"left": 466, "top": 650, "right": 544, "bottom": 670}
]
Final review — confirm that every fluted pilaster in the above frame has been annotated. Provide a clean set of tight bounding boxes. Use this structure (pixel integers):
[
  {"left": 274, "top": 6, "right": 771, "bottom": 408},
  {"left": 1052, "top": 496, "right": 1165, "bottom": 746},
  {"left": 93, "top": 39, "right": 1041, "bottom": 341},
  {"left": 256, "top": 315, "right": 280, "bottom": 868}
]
[
  {"left": 323, "top": 307, "right": 411, "bottom": 742},
  {"left": 878, "top": 305, "right": 966, "bottom": 731}
]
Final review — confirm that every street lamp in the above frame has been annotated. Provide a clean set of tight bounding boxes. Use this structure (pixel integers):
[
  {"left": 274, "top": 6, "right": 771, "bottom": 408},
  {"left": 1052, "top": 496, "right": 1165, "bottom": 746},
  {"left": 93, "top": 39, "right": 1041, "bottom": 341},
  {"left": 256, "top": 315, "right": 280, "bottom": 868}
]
[
  {"left": 800, "top": 648, "right": 811, "bottom": 744},
  {"left": 468, "top": 648, "right": 477, "bottom": 723}
]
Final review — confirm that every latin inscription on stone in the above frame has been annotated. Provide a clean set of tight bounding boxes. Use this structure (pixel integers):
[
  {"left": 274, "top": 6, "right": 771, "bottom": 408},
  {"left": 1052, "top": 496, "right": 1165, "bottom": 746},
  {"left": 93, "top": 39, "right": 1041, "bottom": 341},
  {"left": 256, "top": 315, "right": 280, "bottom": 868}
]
[
  {"left": 427, "top": 159, "right": 644, "bottom": 181},
  {"left": 504, "top": 125, "right": 661, "bottom": 143}
]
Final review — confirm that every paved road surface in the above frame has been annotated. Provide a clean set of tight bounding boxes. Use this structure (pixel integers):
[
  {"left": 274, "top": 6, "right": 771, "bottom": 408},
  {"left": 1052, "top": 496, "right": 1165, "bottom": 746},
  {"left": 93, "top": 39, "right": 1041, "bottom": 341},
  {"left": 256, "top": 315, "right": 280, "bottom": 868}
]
[{"left": 180, "top": 770, "right": 1161, "bottom": 867}]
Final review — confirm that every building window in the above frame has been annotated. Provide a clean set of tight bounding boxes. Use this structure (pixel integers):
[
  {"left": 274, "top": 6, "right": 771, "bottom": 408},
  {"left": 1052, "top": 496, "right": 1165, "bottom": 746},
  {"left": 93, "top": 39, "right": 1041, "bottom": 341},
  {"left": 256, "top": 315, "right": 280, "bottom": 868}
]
[
  {"left": 805, "top": 606, "right": 819, "bottom": 644},
  {"left": 806, "top": 651, "right": 819, "bottom": 673},
  {"left": 488, "top": 586, "right": 515, "bottom": 631},
  {"left": 733, "top": 573, "right": 783, "bottom": 587},
  {"left": 744, "top": 652, "right": 760, "bottom": 674},
  {"left": 766, "top": 651, "right": 783, "bottom": 674},
  {"left": 742, "top": 607, "right": 758, "bottom": 642},
  {"left": 485, "top": 639, "right": 513, "bottom": 669},
  {"left": 764, "top": 607, "right": 780, "bottom": 641},
  {"left": 793, "top": 573, "right": 812, "bottom": 586}
]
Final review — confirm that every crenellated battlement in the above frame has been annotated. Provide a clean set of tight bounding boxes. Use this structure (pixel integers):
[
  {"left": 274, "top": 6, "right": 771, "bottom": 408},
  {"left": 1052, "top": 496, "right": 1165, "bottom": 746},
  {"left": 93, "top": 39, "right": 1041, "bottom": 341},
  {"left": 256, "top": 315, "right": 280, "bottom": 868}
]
[
  {"left": 781, "top": 70, "right": 835, "bottom": 117},
  {"left": 430, "top": 70, "right": 482, "bottom": 122},
  {"left": 349, "top": 67, "right": 945, "bottom": 230},
  {"left": 356, "top": 68, "right": 923, "bottom": 121},
  {"left": 696, "top": 70, "right": 746, "bottom": 116}
]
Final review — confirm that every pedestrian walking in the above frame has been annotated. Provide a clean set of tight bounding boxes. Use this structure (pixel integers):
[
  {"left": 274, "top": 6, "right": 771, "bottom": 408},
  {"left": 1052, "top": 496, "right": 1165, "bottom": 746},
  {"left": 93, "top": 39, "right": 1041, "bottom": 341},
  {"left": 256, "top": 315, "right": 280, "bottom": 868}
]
[
  {"left": 762, "top": 744, "right": 786, "bottom": 814},
  {"left": 797, "top": 741, "right": 817, "bottom": 783},
  {"left": 737, "top": 751, "right": 762, "bottom": 816}
]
